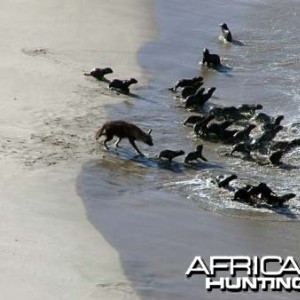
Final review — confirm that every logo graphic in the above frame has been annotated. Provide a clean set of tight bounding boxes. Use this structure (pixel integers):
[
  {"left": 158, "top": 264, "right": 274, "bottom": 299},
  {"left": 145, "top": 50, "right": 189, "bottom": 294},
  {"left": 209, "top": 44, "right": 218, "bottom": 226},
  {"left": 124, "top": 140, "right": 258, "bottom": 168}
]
[{"left": 186, "top": 256, "right": 300, "bottom": 292}]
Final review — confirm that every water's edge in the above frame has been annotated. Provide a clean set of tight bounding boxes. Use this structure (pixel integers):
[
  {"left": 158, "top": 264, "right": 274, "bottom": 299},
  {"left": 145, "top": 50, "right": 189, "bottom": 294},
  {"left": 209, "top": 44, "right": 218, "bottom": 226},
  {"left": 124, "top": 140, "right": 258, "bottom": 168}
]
[{"left": 77, "top": 0, "right": 300, "bottom": 299}]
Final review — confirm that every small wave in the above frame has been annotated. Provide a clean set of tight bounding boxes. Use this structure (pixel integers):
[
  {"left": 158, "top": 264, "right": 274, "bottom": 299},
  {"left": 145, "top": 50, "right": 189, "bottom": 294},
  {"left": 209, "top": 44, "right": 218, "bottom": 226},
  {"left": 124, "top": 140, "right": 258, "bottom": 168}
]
[{"left": 164, "top": 172, "right": 300, "bottom": 222}]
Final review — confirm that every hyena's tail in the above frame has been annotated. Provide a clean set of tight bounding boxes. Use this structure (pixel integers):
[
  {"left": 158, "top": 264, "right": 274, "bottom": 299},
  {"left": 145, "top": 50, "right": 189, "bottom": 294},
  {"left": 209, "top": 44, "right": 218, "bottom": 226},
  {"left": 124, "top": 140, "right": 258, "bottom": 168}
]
[{"left": 95, "top": 125, "right": 105, "bottom": 140}]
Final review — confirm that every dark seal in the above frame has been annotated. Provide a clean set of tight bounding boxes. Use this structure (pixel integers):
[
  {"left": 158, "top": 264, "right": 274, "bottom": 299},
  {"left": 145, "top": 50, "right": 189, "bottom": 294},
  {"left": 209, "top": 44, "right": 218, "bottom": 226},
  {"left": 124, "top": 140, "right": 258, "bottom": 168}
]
[
  {"left": 185, "top": 87, "right": 216, "bottom": 109},
  {"left": 84, "top": 67, "right": 113, "bottom": 80},
  {"left": 202, "top": 48, "right": 221, "bottom": 67},
  {"left": 219, "top": 23, "right": 233, "bottom": 42},
  {"left": 184, "top": 144, "right": 208, "bottom": 163},
  {"left": 158, "top": 150, "right": 185, "bottom": 162},
  {"left": 109, "top": 78, "right": 138, "bottom": 94}
]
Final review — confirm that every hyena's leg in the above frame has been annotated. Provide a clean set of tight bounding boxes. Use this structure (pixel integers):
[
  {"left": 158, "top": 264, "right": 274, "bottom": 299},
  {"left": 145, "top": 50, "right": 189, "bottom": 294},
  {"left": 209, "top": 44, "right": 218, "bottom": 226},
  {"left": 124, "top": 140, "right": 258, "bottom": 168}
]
[
  {"left": 129, "top": 138, "right": 143, "bottom": 156},
  {"left": 103, "top": 135, "right": 113, "bottom": 150},
  {"left": 115, "top": 137, "right": 122, "bottom": 148}
]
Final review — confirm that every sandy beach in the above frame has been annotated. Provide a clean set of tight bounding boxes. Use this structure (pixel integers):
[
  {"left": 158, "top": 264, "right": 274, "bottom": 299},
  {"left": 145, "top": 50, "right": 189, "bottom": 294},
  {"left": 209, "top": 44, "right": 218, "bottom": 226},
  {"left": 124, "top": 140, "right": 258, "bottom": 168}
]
[{"left": 0, "top": 0, "right": 156, "bottom": 299}]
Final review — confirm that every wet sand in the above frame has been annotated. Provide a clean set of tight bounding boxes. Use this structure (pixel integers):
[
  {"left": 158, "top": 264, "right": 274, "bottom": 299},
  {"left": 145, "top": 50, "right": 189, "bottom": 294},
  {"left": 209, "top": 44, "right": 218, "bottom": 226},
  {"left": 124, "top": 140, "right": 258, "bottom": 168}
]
[
  {"left": 79, "top": 159, "right": 300, "bottom": 300},
  {"left": 0, "top": 0, "right": 155, "bottom": 299}
]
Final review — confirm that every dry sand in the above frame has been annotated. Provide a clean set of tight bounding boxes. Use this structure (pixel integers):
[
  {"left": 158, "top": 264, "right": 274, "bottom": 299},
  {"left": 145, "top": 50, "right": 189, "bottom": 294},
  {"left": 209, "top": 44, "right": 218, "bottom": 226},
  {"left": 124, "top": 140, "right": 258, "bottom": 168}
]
[{"left": 0, "top": 0, "right": 156, "bottom": 299}]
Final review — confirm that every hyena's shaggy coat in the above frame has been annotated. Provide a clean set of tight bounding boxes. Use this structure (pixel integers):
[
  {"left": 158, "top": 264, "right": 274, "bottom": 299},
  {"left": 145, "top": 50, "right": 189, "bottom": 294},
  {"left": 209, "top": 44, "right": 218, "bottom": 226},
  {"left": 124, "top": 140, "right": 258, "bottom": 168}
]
[{"left": 95, "top": 120, "right": 153, "bottom": 156}]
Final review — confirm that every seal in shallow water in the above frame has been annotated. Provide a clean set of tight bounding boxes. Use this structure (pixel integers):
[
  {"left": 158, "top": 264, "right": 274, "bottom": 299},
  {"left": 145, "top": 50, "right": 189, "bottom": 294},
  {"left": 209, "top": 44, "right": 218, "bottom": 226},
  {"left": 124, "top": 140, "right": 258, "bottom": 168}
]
[
  {"left": 193, "top": 115, "right": 215, "bottom": 136},
  {"left": 109, "top": 78, "right": 138, "bottom": 94},
  {"left": 184, "top": 144, "right": 208, "bottom": 163},
  {"left": 170, "top": 76, "right": 203, "bottom": 92},
  {"left": 233, "top": 124, "right": 256, "bottom": 143},
  {"left": 230, "top": 142, "right": 252, "bottom": 157},
  {"left": 203, "top": 120, "right": 233, "bottom": 138},
  {"left": 219, "top": 23, "right": 233, "bottom": 42},
  {"left": 216, "top": 174, "right": 237, "bottom": 189},
  {"left": 202, "top": 48, "right": 221, "bottom": 67},
  {"left": 183, "top": 114, "right": 207, "bottom": 126},
  {"left": 181, "top": 81, "right": 203, "bottom": 98},
  {"left": 158, "top": 150, "right": 185, "bottom": 162},
  {"left": 251, "top": 125, "right": 283, "bottom": 149},
  {"left": 270, "top": 138, "right": 300, "bottom": 152},
  {"left": 269, "top": 150, "right": 284, "bottom": 165},
  {"left": 237, "top": 104, "right": 263, "bottom": 115},
  {"left": 210, "top": 106, "right": 245, "bottom": 122},
  {"left": 185, "top": 87, "right": 216, "bottom": 109},
  {"left": 265, "top": 193, "right": 295, "bottom": 207}
]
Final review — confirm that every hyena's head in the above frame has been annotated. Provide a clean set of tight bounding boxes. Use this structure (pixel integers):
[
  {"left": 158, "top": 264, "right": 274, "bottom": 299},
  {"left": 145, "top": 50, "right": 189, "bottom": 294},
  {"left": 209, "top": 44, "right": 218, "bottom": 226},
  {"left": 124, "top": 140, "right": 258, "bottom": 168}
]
[{"left": 143, "top": 129, "right": 153, "bottom": 146}]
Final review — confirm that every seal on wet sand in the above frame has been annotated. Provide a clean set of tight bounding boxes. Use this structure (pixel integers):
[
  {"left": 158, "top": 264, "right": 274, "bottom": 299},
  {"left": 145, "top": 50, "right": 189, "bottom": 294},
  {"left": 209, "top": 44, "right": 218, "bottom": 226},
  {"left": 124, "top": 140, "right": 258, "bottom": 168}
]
[
  {"left": 158, "top": 150, "right": 185, "bottom": 162},
  {"left": 84, "top": 67, "right": 113, "bottom": 80}
]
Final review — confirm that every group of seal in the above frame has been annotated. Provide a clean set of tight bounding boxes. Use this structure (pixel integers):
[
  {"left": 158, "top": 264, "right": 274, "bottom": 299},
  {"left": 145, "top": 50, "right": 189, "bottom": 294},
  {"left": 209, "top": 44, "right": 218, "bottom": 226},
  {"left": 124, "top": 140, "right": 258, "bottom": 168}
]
[
  {"left": 92, "top": 22, "right": 297, "bottom": 210},
  {"left": 201, "top": 23, "right": 233, "bottom": 69},
  {"left": 85, "top": 67, "right": 138, "bottom": 94},
  {"left": 165, "top": 22, "right": 298, "bottom": 209},
  {"left": 157, "top": 144, "right": 207, "bottom": 165},
  {"left": 212, "top": 174, "right": 295, "bottom": 208},
  {"left": 176, "top": 76, "right": 298, "bottom": 168}
]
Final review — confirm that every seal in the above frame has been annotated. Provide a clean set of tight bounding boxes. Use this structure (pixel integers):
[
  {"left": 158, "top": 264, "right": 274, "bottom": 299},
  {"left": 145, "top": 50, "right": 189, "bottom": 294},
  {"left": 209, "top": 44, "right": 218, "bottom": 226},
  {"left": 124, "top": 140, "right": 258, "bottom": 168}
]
[
  {"left": 219, "top": 23, "right": 233, "bottom": 42},
  {"left": 222, "top": 129, "right": 239, "bottom": 143},
  {"left": 265, "top": 193, "right": 295, "bottom": 207},
  {"left": 193, "top": 115, "right": 215, "bottom": 136},
  {"left": 253, "top": 113, "right": 284, "bottom": 127},
  {"left": 84, "top": 67, "right": 113, "bottom": 80},
  {"left": 184, "top": 144, "right": 208, "bottom": 163},
  {"left": 233, "top": 124, "right": 256, "bottom": 143},
  {"left": 233, "top": 187, "right": 253, "bottom": 204},
  {"left": 270, "top": 138, "right": 300, "bottom": 153},
  {"left": 109, "top": 78, "right": 138, "bottom": 94},
  {"left": 184, "top": 87, "right": 205, "bottom": 109},
  {"left": 183, "top": 114, "right": 207, "bottom": 126},
  {"left": 158, "top": 150, "right": 185, "bottom": 162},
  {"left": 203, "top": 120, "right": 233, "bottom": 138},
  {"left": 185, "top": 87, "right": 216, "bottom": 109},
  {"left": 233, "top": 184, "right": 295, "bottom": 208},
  {"left": 170, "top": 76, "right": 203, "bottom": 92},
  {"left": 230, "top": 142, "right": 252, "bottom": 157},
  {"left": 252, "top": 125, "right": 283, "bottom": 149},
  {"left": 181, "top": 81, "right": 203, "bottom": 98},
  {"left": 216, "top": 174, "right": 237, "bottom": 189},
  {"left": 269, "top": 150, "right": 284, "bottom": 165},
  {"left": 202, "top": 48, "right": 221, "bottom": 67},
  {"left": 237, "top": 104, "right": 263, "bottom": 115},
  {"left": 210, "top": 106, "right": 245, "bottom": 121},
  {"left": 247, "top": 183, "right": 295, "bottom": 207},
  {"left": 262, "top": 115, "right": 284, "bottom": 131}
]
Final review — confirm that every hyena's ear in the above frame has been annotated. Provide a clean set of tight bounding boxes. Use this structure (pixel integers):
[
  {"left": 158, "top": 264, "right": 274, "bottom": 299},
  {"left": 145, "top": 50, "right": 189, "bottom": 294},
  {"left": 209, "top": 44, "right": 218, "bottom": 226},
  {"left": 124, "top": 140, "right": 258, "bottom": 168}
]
[{"left": 148, "top": 129, "right": 152, "bottom": 135}]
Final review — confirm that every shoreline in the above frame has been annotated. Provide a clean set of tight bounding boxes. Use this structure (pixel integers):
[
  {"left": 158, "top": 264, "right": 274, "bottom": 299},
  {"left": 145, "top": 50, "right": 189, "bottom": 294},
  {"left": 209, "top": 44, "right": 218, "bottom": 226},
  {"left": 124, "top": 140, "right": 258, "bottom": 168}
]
[
  {"left": 78, "top": 0, "right": 300, "bottom": 299},
  {"left": 0, "top": 0, "right": 157, "bottom": 299}
]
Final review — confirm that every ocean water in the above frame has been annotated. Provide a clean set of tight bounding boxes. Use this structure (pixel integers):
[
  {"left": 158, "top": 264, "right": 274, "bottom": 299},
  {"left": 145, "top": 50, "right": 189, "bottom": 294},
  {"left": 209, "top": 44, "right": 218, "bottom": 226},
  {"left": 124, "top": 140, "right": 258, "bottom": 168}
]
[{"left": 78, "top": 0, "right": 300, "bottom": 299}]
